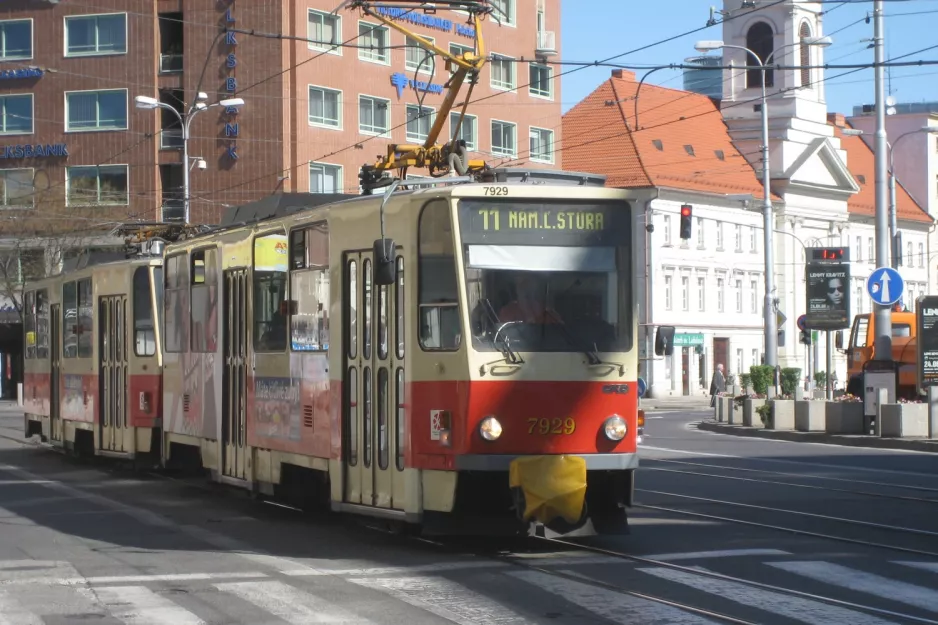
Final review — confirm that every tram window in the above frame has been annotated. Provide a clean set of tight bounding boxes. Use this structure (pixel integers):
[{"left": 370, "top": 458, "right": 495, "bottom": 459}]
[
  {"left": 418, "top": 199, "right": 460, "bottom": 351},
  {"left": 347, "top": 366, "right": 358, "bottom": 466},
  {"left": 378, "top": 367, "right": 388, "bottom": 470},
  {"left": 164, "top": 254, "right": 189, "bottom": 353},
  {"left": 363, "top": 259, "right": 372, "bottom": 359},
  {"left": 253, "top": 232, "right": 288, "bottom": 352},
  {"left": 377, "top": 283, "right": 388, "bottom": 360},
  {"left": 395, "top": 257, "right": 404, "bottom": 359},
  {"left": 63, "top": 281, "right": 78, "bottom": 358},
  {"left": 133, "top": 268, "right": 156, "bottom": 357},
  {"left": 289, "top": 223, "right": 329, "bottom": 352},
  {"left": 363, "top": 365, "right": 372, "bottom": 468},
  {"left": 77, "top": 278, "right": 93, "bottom": 358},
  {"left": 34, "top": 289, "right": 49, "bottom": 360},
  {"left": 347, "top": 260, "right": 357, "bottom": 359},
  {"left": 24, "top": 290, "right": 35, "bottom": 359},
  {"left": 395, "top": 367, "right": 405, "bottom": 471},
  {"left": 191, "top": 248, "right": 218, "bottom": 353}
]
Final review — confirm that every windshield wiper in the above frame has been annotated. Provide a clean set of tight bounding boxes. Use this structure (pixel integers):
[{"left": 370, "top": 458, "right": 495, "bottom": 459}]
[
  {"left": 548, "top": 312, "right": 625, "bottom": 374},
  {"left": 483, "top": 299, "right": 523, "bottom": 365}
]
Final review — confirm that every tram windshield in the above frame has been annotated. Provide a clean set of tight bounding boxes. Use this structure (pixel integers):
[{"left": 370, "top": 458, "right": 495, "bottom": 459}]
[{"left": 458, "top": 199, "right": 631, "bottom": 354}]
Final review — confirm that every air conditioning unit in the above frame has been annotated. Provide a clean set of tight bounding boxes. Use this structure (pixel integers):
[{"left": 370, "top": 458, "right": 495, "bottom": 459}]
[{"left": 535, "top": 31, "right": 557, "bottom": 58}]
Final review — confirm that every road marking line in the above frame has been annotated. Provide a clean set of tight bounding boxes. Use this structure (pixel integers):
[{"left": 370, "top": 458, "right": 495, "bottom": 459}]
[
  {"left": 282, "top": 560, "right": 508, "bottom": 577},
  {"left": 95, "top": 585, "right": 205, "bottom": 625},
  {"left": 0, "top": 589, "right": 42, "bottom": 625},
  {"left": 502, "top": 555, "right": 621, "bottom": 567},
  {"left": 770, "top": 561, "right": 938, "bottom": 613},
  {"left": 85, "top": 571, "right": 268, "bottom": 584},
  {"left": 639, "top": 566, "right": 900, "bottom": 625},
  {"left": 350, "top": 575, "right": 535, "bottom": 625},
  {"left": 641, "top": 549, "right": 791, "bottom": 561},
  {"left": 507, "top": 570, "right": 720, "bottom": 624},
  {"left": 215, "top": 580, "right": 375, "bottom": 624},
  {"left": 895, "top": 561, "right": 938, "bottom": 574}
]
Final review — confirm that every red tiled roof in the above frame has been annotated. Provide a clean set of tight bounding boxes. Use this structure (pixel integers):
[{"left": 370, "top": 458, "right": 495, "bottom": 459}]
[{"left": 829, "top": 114, "right": 932, "bottom": 224}]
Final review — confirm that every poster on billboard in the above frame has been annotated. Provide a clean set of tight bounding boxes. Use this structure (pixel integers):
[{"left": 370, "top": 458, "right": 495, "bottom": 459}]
[
  {"left": 917, "top": 295, "right": 938, "bottom": 390},
  {"left": 805, "top": 263, "right": 850, "bottom": 330}
]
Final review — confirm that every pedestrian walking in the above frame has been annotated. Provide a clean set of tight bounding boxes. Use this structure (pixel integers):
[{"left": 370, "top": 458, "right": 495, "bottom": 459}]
[{"left": 709, "top": 364, "right": 726, "bottom": 407}]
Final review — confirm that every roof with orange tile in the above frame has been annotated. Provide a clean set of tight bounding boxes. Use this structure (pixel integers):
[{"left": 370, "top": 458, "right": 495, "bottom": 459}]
[{"left": 561, "top": 70, "right": 932, "bottom": 224}]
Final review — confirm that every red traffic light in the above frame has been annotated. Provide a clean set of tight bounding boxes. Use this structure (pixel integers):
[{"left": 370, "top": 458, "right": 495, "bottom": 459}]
[{"left": 680, "top": 206, "right": 692, "bottom": 217}]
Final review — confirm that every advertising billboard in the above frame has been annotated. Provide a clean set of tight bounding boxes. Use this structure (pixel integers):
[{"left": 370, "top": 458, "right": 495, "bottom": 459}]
[
  {"left": 917, "top": 295, "right": 938, "bottom": 390},
  {"left": 805, "top": 262, "right": 851, "bottom": 330}
]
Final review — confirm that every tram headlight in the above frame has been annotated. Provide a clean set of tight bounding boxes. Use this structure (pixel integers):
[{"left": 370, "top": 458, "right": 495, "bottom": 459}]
[
  {"left": 479, "top": 416, "right": 503, "bottom": 441},
  {"left": 603, "top": 415, "right": 628, "bottom": 441}
]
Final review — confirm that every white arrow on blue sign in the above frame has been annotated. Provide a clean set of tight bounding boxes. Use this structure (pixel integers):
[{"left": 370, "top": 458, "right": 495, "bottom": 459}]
[
  {"left": 637, "top": 377, "right": 647, "bottom": 397},
  {"left": 866, "top": 266, "right": 904, "bottom": 306}
]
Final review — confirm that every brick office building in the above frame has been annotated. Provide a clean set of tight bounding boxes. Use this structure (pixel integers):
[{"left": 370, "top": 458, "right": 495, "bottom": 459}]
[{"left": 0, "top": 0, "right": 562, "bottom": 226}]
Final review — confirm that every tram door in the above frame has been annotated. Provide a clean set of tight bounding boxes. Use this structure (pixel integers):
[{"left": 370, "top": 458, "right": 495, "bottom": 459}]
[
  {"left": 343, "top": 251, "right": 404, "bottom": 509},
  {"left": 222, "top": 269, "right": 248, "bottom": 480},
  {"left": 99, "top": 296, "right": 128, "bottom": 452},
  {"left": 49, "top": 304, "right": 62, "bottom": 442}
]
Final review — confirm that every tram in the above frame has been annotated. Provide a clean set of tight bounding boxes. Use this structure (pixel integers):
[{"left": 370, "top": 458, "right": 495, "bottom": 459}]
[{"left": 22, "top": 172, "right": 672, "bottom": 536}]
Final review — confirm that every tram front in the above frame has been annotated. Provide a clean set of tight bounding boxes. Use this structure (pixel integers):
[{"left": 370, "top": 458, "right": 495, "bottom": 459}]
[{"left": 444, "top": 185, "right": 646, "bottom": 535}]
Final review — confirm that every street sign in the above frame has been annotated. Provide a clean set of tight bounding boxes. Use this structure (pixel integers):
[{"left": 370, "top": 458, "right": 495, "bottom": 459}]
[
  {"left": 797, "top": 314, "right": 807, "bottom": 331},
  {"left": 672, "top": 332, "right": 704, "bottom": 347},
  {"left": 866, "top": 266, "right": 904, "bottom": 307},
  {"left": 917, "top": 296, "right": 938, "bottom": 390},
  {"left": 637, "top": 377, "right": 647, "bottom": 398},
  {"left": 805, "top": 262, "right": 851, "bottom": 330},
  {"left": 776, "top": 309, "right": 787, "bottom": 328}
]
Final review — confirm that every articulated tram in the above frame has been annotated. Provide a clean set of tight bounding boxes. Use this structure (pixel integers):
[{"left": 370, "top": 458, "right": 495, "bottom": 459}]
[{"left": 22, "top": 173, "right": 670, "bottom": 535}]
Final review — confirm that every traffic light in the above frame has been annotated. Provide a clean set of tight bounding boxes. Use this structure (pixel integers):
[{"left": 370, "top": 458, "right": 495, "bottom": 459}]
[
  {"left": 800, "top": 330, "right": 812, "bottom": 345},
  {"left": 679, "top": 204, "right": 693, "bottom": 240}
]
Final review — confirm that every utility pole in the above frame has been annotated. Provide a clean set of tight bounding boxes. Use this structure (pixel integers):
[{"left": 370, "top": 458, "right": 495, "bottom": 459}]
[{"left": 872, "top": 0, "right": 893, "bottom": 359}]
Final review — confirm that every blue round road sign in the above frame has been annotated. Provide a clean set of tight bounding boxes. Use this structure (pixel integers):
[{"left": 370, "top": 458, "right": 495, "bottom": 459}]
[
  {"left": 797, "top": 314, "right": 807, "bottom": 331},
  {"left": 866, "top": 267, "right": 904, "bottom": 307},
  {"left": 637, "top": 377, "right": 647, "bottom": 398}
]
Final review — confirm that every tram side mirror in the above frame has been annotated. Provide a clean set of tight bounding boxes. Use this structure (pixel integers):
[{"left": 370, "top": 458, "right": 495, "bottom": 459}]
[
  {"left": 655, "top": 326, "right": 675, "bottom": 356},
  {"left": 373, "top": 238, "right": 396, "bottom": 286},
  {"left": 835, "top": 331, "right": 844, "bottom": 350}
]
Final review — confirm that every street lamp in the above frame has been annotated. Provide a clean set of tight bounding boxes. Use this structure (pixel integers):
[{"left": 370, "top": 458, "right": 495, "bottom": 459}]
[
  {"left": 694, "top": 36, "right": 832, "bottom": 373},
  {"left": 842, "top": 125, "right": 938, "bottom": 268},
  {"left": 134, "top": 94, "right": 245, "bottom": 224}
]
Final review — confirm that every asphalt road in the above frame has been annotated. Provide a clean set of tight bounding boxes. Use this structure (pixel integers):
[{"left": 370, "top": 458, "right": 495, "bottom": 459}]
[{"left": 0, "top": 404, "right": 936, "bottom": 624}]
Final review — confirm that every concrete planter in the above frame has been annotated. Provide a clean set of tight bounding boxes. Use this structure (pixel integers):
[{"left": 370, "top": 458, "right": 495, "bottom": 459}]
[
  {"left": 881, "top": 403, "right": 928, "bottom": 437},
  {"left": 727, "top": 399, "right": 743, "bottom": 425},
  {"left": 768, "top": 399, "right": 795, "bottom": 430},
  {"left": 713, "top": 396, "right": 730, "bottom": 422},
  {"left": 795, "top": 400, "right": 826, "bottom": 432},
  {"left": 743, "top": 398, "right": 765, "bottom": 427},
  {"left": 826, "top": 401, "right": 865, "bottom": 434}
]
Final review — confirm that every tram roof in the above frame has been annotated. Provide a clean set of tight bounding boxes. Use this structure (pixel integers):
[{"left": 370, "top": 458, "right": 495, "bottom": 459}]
[{"left": 218, "top": 192, "right": 358, "bottom": 228}]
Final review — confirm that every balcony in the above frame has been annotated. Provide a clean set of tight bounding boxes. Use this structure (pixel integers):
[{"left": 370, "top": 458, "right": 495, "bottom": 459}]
[
  {"left": 535, "top": 31, "right": 556, "bottom": 58},
  {"left": 159, "top": 53, "right": 183, "bottom": 74}
]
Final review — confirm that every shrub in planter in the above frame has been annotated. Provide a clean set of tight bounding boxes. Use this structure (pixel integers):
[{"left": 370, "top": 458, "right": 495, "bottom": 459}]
[
  {"left": 749, "top": 365, "right": 774, "bottom": 397},
  {"left": 755, "top": 402, "right": 772, "bottom": 427},
  {"left": 780, "top": 367, "right": 802, "bottom": 397}
]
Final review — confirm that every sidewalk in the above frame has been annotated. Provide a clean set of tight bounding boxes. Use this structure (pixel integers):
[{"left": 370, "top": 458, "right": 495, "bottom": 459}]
[
  {"left": 698, "top": 419, "right": 938, "bottom": 453},
  {"left": 639, "top": 395, "right": 711, "bottom": 410}
]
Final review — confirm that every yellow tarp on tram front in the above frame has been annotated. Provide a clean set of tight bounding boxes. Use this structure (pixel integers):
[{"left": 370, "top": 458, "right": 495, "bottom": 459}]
[{"left": 509, "top": 455, "right": 587, "bottom": 525}]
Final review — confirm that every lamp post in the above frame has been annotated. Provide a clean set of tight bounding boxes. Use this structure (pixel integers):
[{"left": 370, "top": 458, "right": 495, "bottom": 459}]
[
  {"left": 134, "top": 93, "right": 245, "bottom": 225},
  {"left": 695, "top": 36, "right": 832, "bottom": 371}
]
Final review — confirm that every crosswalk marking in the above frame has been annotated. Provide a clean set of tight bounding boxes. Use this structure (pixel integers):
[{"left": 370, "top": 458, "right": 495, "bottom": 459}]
[
  {"left": 639, "top": 566, "right": 900, "bottom": 625},
  {"left": 508, "top": 569, "right": 721, "bottom": 624},
  {"left": 0, "top": 589, "right": 42, "bottom": 625},
  {"left": 770, "top": 561, "right": 938, "bottom": 613},
  {"left": 350, "top": 575, "right": 534, "bottom": 625},
  {"left": 895, "top": 561, "right": 938, "bottom": 574},
  {"left": 95, "top": 586, "right": 205, "bottom": 625},
  {"left": 215, "top": 579, "right": 375, "bottom": 624}
]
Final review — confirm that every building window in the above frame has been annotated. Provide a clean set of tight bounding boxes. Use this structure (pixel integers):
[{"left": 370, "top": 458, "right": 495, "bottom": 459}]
[
  {"left": 490, "top": 0, "right": 516, "bottom": 26},
  {"left": 919, "top": 242, "right": 925, "bottom": 268},
  {"left": 736, "top": 280, "right": 743, "bottom": 313},
  {"left": 406, "top": 105, "right": 434, "bottom": 142},
  {"left": 65, "top": 89, "right": 127, "bottom": 132},
  {"left": 0, "top": 20, "right": 32, "bottom": 60},
  {"left": 868, "top": 237, "right": 874, "bottom": 263},
  {"left": 716, "top": 221, "right": 724, "bottom": 249},
  {"left": 491, "top": 120, "right": 516, "bottom": 157},
  {"left": 308, "top": 10, "right": 340, "bottom": 54},
  {"left": 358, "top": 21, "right": 389, "bottom": 64},
  {"left": 310, "top": 163, "right": 341, "bottom": 194},
  {"left": 697, "top": 218, "right": 704, "bottom": 248},
  {"left": 736, "top": 349, "right": 743, "bottom": 375},
  {"left": 664, "top": 275, "right": 672, "bottom": 310},
  {"left": 681, "top": 276, "right": 689, "bottom": 311},
  {"left": 529, "top": 64, "right": 552, "bottom": 98},
  {"left": 308, "top": 86, "right": 341, "bottom": 128},
  {"left": 450, "top": 112, "right": 476, "bottom": 150},
  {"left": 449, "top": 43, "right": 473, "bottom": 75},
  {"left": 749, "top": 226, "right": 756, "bottom": 252},
  {"left": 855, "top": 236, "right": 862, "bottom": 262},
  {"left": 799, "top": 21, "right": 812, "bottom": 87},
  {"left": 66, "top": 165, "right": 128, "bottom": 206},
  {"left": 750, "top": 279, "right": 757, "bottom": 313},
  {"left": 697, "top": 277, "right": 705, "bottom": 311},
  {"left": 663, "top": 215, "right": 671, "bottom": 245},
  {"left": 735, "top": 225, "right": 742, "bottom": 251},
  {"left": 529, "top": 127, "right": 553, "bottom": 163},
  {"left": 0, "top": 94, "right": 32, "bottom": 135},
  {"left": 856, "top": 284, "right": 863, "bottom": 315},
  {"left": 908, "top": 241, "right": 914, "bottom": 266},
  {"left": 405, "top": 35, "right": 435, "bottom": 72},
  {"left": 65, "top": 13, "right": 126, "bottom": 56},
  {"left": 752, "top": 349, "right": 760, "bottom": 367},
  {"left": 359, "top": 95, "right": 389, "bottom": 136},
  {"left": 745, "top": 22, "right": 774, "bottom": 88},
  {"left": 490, "top": 54, "right": 516, "bottom": 90},
  {"left": 0, "top": 168, "right": 33, "bottom": 209},
  {"left": 717, "top": 278, "right": 725, "bottom": 312}
]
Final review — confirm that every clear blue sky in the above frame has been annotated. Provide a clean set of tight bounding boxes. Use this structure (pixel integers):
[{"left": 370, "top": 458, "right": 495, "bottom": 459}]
[{"left": 560, "top": 0, "right": 938, "bottom": 116}]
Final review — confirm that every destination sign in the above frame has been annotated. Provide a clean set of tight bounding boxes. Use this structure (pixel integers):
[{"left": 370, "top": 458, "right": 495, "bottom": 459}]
[{"left": 458, "top": 200, "right": 629, "bottom": 246}]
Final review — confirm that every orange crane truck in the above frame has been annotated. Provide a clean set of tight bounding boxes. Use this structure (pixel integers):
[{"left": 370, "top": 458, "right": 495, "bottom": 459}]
[{"left": 844, "top": 310, "right": 921, "bottom": 399}]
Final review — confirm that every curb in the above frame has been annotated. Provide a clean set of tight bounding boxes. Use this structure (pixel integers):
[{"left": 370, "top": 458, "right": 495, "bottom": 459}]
[
  {"left": 697, "top": 420, "right": 938, "bottom": 453},
  {"left": 642, "top": 404, "right": 710, "bottom": 410}
]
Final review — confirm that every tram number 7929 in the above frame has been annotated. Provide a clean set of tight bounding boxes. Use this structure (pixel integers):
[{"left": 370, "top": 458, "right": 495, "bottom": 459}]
[
  {"left": 527, "top": 417, "right": 576, "bottom": 435},
  {"left": 483, "top": 186, "right": 509, "bottom": 196}
]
